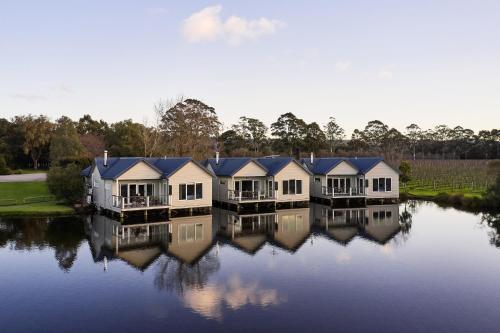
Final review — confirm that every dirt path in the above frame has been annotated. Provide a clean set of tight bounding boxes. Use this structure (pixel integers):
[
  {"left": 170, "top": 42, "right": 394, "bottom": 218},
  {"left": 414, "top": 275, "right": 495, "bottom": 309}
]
[{"left": 0, "top": 173, "right": 47, "bottom": 182}]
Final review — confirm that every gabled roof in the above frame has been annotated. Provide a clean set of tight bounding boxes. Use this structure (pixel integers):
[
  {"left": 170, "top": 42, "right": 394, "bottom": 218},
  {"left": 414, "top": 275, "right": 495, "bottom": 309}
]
[
  {"left": 204, "top": 157, "right": 268, "bottom": 177},
  {"left": 80, "top": 165, "right": 92, "bottom": 177},
  {"left": 256, "top": 157, "right": 312, "bottom": 176},
  {"left": 346, "top": 157, "right": 383, "bottom": 174},
  {"left": 300, "top": 157, "right": 355, "bottom": 175},
  {"left": 87, "top": 157, "right": 211, "bottom": 180}
]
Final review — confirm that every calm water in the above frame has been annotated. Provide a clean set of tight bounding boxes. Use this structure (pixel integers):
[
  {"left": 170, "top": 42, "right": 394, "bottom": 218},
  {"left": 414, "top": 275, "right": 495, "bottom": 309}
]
[{"left": 1, "top": 202, "right": 500, "bottom": 332}]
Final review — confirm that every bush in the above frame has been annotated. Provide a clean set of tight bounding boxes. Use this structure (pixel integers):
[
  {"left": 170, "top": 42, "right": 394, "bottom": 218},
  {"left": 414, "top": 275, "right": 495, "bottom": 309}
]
[
  {"left": 47, "top": 163, "right": 84, "bottom": 204},
  {"left": 399, "top": 161, "right": 412, "bottom": 184},
  {"left": 0, "top": 155, "right": 11, "bottom": 175},
  {"left": 484, "top": 175, "right": 500, "bottom": 209}
]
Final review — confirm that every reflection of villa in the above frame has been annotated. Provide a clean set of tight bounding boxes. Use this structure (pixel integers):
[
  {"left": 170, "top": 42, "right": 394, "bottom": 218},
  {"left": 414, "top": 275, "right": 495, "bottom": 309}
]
[
  {"left": 86, "top": 213, "right": 216, "bottom": 270},
  {"left": 215, "top": 207, "right": 311, "bottom": 253},
  {"left": 311, "top": 203, "right": 401, "bottom": 245}
]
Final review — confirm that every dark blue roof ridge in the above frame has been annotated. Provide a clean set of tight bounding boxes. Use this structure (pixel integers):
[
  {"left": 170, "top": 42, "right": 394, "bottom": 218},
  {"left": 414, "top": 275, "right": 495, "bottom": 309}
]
[
  {"left": 257, "top": 157, "right": 311, "bottom": 176},
  {"left": 86, "top": 156, "right": 212, "bottom": 180},
  {"left": 205, "top": 157, "right": 268, "bottom": 177}
]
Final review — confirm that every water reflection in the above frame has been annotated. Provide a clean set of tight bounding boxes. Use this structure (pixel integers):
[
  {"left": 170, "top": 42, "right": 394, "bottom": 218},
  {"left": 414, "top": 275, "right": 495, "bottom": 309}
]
[{"left": 0, "top": 216, "right": 85, "bottom": 271}]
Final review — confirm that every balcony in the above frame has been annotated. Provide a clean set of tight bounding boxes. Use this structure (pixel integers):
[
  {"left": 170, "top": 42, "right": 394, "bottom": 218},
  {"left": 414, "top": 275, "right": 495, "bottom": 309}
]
[
  {"left": 321, "top": 186, "right": 366, "bottom": 197},
  {"left": 112, "top": 195, "right": 170, "bottom": 211},
  {"left": 228, "top": 190, "right": 275, "bottom": 202}
]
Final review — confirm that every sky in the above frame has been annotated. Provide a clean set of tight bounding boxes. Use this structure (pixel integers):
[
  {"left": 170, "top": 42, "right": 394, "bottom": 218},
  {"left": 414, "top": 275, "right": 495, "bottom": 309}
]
[{"left": 1, "top": 0, "right": 499, "bottom": 135}]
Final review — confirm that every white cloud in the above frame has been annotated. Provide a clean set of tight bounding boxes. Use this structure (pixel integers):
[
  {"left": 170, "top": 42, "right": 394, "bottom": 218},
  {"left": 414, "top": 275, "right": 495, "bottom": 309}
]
[
  {"left": 335, "top": 61, "right": 351, "bottom": 72},
  {"left": 182, "top": 5, "right": 285, "bottom": 45},
  {"left": 378, "top": 67, "right": 394, "bottom": 80},
  {"left": 9, "top": 93, "right": 47, "bottom": 102}
]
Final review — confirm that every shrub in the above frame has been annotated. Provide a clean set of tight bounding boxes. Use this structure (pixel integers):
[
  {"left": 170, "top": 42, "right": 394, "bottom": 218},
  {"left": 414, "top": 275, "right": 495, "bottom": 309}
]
[
  {"left": 484, "top": 175, "right": 500, "bottom": 210},
  {"left": 47, "top": 163, "right": 84, "bottom": 204},
  {"left": 399, "top": 161, "right": 412, "bottom": 184},
  {"left": 0, "top": 155, "right": 11, "bottom": 175}
]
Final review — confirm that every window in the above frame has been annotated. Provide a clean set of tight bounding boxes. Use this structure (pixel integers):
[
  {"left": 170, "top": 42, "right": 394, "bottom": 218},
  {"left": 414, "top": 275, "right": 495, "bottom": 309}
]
[
  {"left": 196, "top": 183, "right": 203, "bottom": 199},
  {"left": 219, "top": 180, "right": 226, "bottom": 185},
  {"left": 372, "top": 178, "right": 392, "bottom": 192},
  {"left": 179, "top": 184, "right": 186, "bottom": 200},
  {"left": 168, "top": 185, "right": 172, "bottom": 195},
  {"left": 179, "top": 183, "right": 203, "bottom": 200},
  {"left": 296, "top": 180, "right": 302, "bottom": 194},
  {"left": 274, "top": 182, "right": 278, "bottom": 191},
  {"left": 179, "top": 223, "right": 204, "bottom": 242},
  {"left": 147, "top": 184, "right": 153, "bottom": 196},
  {"left": 283, "top": 180, "right": 289, "bottom": 195},
  {"left": 283, "top": 179, "right": 302, "bottom": 195},
  {"left": 93, "top": 180, "right": 99, "bottom": 188},
  {"left": 289, "top": 179, "right": 296, "bottom": 194},
  {"left": 359, "top": 179, "right": 364, "bottom": 193},
  {"left": 120, "top": 184, "right": 127, "bottom": 196},
  {"left": 186, "top": 184, "right": 195, "bottom": 199},
  {"left": 365, "top": 179, "right": 369, "bottom": 188},
  {"left": 314, "top": 177, "right": 321, "bottom": 183}
]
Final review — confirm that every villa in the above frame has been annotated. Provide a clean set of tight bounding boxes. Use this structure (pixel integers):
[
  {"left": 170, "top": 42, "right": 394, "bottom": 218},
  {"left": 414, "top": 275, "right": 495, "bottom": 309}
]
[
  {"left": 81, "top": 151, "right": 213, "bottom": 218},
  {"left": 301, "top": 154, "right": 399, "bottom": 205},
  {"left": 204, "top": 154, "right": 311, "bottom": 211}
]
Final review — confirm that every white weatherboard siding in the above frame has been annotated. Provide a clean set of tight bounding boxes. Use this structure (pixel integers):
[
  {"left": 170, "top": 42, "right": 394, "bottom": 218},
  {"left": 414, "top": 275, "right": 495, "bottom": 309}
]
[
  {"left": 365, "top": 161, "right": 399, "bottom": 198},
  {"left": 118, "top": 161, "right": 162, "bottom": 180},
  {"left": 213, "top": 176, "right": 230, "bottom": 202},
  {"left": 328, "top": 161, "right": 358, "bottom": 176},
  {"left": 274, "top": 162, "right": 310, "bottom": 202},
  {"left": 168, "top": 161, "right": 212, "bottom": 209},
  {"left": 233, "top": 161, "right": 268, "bottom": 178}
]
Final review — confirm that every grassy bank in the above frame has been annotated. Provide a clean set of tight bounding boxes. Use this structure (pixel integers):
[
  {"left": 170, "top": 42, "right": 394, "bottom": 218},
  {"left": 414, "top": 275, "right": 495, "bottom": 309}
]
[{"left": 0, "top": 181, "right": 74, "bottom": 217}]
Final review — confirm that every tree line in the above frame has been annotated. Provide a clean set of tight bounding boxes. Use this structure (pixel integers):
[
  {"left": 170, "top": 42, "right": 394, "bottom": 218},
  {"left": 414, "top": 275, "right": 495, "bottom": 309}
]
[{"left": 1, "top": 97, "right": 499, "bottom": 173}]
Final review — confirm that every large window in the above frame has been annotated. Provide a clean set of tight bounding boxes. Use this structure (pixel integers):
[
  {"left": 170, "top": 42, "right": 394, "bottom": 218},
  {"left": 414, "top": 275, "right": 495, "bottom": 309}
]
[
  {"left": 119, "top": 183, "right": 154, "bottom": 197},
  {"left": 372, "top": 178, "right": 392, "bottom": 192},
  {"left": 282, "top": 179, "right": 303, "bottom": 195},
  {"left": 179, "top": 223, "right": 203, "bottom": 242},
  {"left": 179, "top": 183, "right": 203, "bottom": 200}
]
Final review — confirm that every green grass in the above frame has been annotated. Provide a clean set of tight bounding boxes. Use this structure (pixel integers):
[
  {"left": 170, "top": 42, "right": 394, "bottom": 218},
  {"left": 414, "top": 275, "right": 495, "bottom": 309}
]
[
  {"left": 18, "top": 169, "right": 47, "bottom": 174},
  {"left": 0, "top": 181, "right": 74, "bottom": 216},
  {"left": 401, "top": 186, "right": 485, "bottom": 199}
]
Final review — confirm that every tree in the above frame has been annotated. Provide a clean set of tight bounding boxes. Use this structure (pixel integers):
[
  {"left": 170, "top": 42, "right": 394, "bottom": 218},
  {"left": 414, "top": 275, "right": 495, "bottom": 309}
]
[
  {"left": 399, "top": 160, "right": 412, "bottom": 184},
  {"left": 405, "top": 124, "right": 421, "bottom": 160},
  {"left": 76, "top": 114, "right": 109, "bottom": 136},
  {"left": 362, "top": 120, "right": 389, "bottom": 152},
  {"left": 0, "top": 155, "right": 10, "bottom": 175},
  {"left": 106, "top": 120, "right": 144, "bottom": 156},
  {"left": 159, "top": 98, "right": 221, "bottom": 159},
  {"left": 324, "top": 117, "right": 345, "bottom": 154},
  {"left": 304, "top": 122, "right": 327, "bottom": 153},
  {"left": 50, "top": 116, "right": 86, "bottom": 164},
  {"left": 47, "top": 163, "right": 85, "bottom": 204},
  {"left": 270, "top": 113, "right": 307, "bottom": 156},
  {"left": 232, "top": 116, "right": 268, "bottom": 153},
  {"left": 219, "top": 129, "right": 245, "bottom": 156},
  {"left": 16, "top": 115, "right": 53, "bottom": 169}
]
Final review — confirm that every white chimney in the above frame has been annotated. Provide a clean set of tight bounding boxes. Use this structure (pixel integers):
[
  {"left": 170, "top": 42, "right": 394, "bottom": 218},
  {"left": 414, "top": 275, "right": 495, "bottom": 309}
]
[
  {"left": 310, "top": 152, "right": 314, "bottom": 164},
  {"left": 104, "top": 150, "right": 108, "bottom": 166},
  {"left": 215, "top": 151, "right": 220, "bottom": 165}
]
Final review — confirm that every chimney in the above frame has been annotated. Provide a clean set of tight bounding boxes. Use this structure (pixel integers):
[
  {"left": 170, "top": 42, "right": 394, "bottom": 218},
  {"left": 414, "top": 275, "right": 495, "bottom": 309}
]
[
  {"left": 215, "top": 151, "right": 220, "bottom": 165},
  {"left": 104, "top": 150, "right": 108, "bottom": 167},
  {"left": 310, "top": 152, "right": 314, "bottom": 164}
]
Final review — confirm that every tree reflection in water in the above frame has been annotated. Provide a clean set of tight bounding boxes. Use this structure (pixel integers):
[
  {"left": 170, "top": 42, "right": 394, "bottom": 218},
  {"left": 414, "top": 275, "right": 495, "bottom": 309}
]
[
  {"left": 0, "top": 217, "right": 85, "bottom": 272},
  {"left": 154, "top": 250, "right": 220, "bottom": 294},
  {"left": 481, "top": 213, "right": 500, "bottom": 248}
]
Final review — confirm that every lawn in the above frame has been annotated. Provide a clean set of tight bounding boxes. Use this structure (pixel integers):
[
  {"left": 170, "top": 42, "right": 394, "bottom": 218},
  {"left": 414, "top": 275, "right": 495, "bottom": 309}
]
[
  {"left": 0, "top": 181, "right": 74, "bottom": 216},
  {"left": 401, "top": 184, "right": 485, "bottom": 199}
]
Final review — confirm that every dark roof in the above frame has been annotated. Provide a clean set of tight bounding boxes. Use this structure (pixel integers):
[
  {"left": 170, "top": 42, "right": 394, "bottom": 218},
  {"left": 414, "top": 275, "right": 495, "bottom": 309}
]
[
  {"left": 256, "top": 157, "right": 312, "bottom": 176},
  {"left": 205, "top": 157, "right": 267, "bottom": 177},
  {"left": 300, "top": 157, "right": 350, "bottom": 175},
  {"left": 80, "top": 165, "right": 92, "bottom": 177},
  {"left": 87, "top": 157, "right": 209, "bottom": 180},
  {"left": 346, "top": 157, "right": 384, "bottom": 174}
]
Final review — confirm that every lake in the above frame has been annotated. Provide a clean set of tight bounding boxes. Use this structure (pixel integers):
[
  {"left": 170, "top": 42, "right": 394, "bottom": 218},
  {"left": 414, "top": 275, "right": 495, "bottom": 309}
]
[{"left": 1, "top": 202, "right": 500, "bottom": 332}]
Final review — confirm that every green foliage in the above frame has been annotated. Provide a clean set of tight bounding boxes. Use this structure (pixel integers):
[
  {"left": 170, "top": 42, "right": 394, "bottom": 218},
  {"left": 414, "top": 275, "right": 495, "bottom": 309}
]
[
  {"left": 15, "top": 114, "right": 53, "bottom": 169},
  {"left": 399, "top": 160, "right": 412, "bottom": 184},
  {"left": 0, "top": 155, "right": 10, "bottom": 175},
  {"left": 484, "top": 175, "right": 500, "bottom": 209},
  {"left": 50, "top": 116, "right": 87, "bottom": 165},
  {"left": 47, "top": 164, "right": 84, "bottom": 204}
]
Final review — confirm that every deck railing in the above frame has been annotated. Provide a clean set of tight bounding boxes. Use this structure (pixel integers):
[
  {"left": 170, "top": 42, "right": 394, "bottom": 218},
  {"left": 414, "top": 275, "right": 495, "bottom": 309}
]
[
  {"left": 112, "top": 195, "right": 169, "bottom": 209},
  {"left": 321, "top": 186, "right": 366, "bottom": 197},
  {"left": 228, "top": 190, "right": 275, "bottom": 202}
]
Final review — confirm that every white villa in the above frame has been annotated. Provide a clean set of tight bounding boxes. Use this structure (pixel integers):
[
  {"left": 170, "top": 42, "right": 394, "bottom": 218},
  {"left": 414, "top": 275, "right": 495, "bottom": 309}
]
[
  {"left": 81, "top": 151, "right": 213, "bottom": 217},
  {"left": 301, "top": 155, "right": 400, "bottom": 205}
]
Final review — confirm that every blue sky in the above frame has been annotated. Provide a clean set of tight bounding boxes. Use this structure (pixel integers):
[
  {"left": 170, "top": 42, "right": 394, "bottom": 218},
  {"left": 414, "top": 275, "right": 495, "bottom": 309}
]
[{"left": 1, "top": 0, "right": 499, "bottom": 135}]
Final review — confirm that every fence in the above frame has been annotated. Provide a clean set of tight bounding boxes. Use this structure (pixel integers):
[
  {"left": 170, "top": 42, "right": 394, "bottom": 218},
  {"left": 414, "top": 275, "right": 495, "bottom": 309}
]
[{"left": 0, "top": 195, "right": 57, "bottom": 206}]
